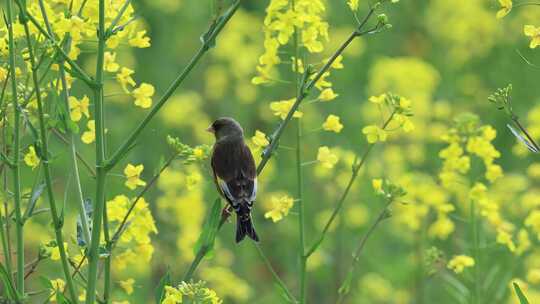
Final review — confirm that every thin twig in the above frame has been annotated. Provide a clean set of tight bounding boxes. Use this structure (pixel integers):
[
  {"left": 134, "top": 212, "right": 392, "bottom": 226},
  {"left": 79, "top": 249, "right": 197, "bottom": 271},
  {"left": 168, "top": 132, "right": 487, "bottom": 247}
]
[
  {"left": 336, "top": 198, "right": 394, "bottom": 304},
  {"left": 305, "top": 111, "right": 396, "bottom": 258}
]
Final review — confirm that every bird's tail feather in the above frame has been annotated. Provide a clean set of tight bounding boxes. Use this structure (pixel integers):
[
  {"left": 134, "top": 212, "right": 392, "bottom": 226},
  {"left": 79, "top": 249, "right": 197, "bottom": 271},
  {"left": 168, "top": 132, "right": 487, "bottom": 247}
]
[{"left": 236, "top": 214, "right": 259, "bottom": 243}]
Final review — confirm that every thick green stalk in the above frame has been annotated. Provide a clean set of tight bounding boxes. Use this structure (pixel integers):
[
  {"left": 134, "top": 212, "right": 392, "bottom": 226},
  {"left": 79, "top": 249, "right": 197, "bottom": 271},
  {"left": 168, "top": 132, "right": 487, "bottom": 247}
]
[
  {"left": 184, "top": 247, "right": 208, "bottom": 281},
  {"left": 19, "top": 7, "right": 79, "bottom": 302},
  {"left": 103, "top": 210, "right": 112, "bottom": 303},
  {"left": 0, "top": 69, "right": 13, "bottom": 280},
  {"left": 297, "top": 118, "right": 307, "bottom": 303},
  {"left": 291, "top": 0, "right": 307, "bottom": 300},
  {"left": 6, "top": 0, "right": 24, "bottom": 294},
  {"left": 85, "top": 0, "right": 107, "bottom": 302},
  {"left": 105, "top": 0, "right": 241, "bottom": 171}
]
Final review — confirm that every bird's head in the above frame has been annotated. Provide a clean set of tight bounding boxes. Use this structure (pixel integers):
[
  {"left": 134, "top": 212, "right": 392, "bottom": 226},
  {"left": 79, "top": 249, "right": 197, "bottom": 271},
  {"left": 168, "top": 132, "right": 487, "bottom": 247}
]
[{"left": 206, "top": 117, "right": 244, "bottom": 140}]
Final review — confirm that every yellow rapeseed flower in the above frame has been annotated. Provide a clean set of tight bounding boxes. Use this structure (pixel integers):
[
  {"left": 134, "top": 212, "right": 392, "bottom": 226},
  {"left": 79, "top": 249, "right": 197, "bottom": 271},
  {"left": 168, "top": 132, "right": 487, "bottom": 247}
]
[
  {"left": 24, "top": 146, "right": 40, "bottom": 170},
  {"left": 269, "top": 99, "right": 303, "bottom": 119},
  {"left": 322, "top": 115, "right": 344, "bottom": 133},
  {"left": 129, "top": 30, "right": 151, "bottom": 48},
  {"left": 496, "top": 0, "right": 512, "bottom": 19},
  {"left": 264, "top": 195, "right": 295, "bottom": 222},
  {"left": 50, "top": 242, "right": 68, "bottom": 261},
  {"left": 192, "top": 147, "right": 205, "bottom": 160},
  {"left": 124, "top": 164, "right": 147, "bottom": 190},
  {"left": 252, "top": 130, "right": 270, "bottom": 149},
  {"left": 119, "top": 278, "right": 135, "bottom": 295},
  {"left": 348, "top": 0, "right": 359, "bottom": 11},
  {"left": 362, "top": 125, "right": 387, "bottom": 143},
  {"left": 524, "top": 25, "right": 540, "bottom": 49},
  {"left": 132, "top": 83, "right": 155, "bottom": 109},
  {"left": 317, "top": 146, "right": 338, "bottom": 169},
  {"left": 162, "top": 286, "right": 182, "bottom": 304},
  {"left": 447, "top": 255, "right": 475, "bottom": 273},
  {"left": 496, "top": 229, "right": 516, "bottom": 252},
  {"left": 369, "top": 94, "right": 386, "bottom": 105},
  {"left": 68, "top": 95, "right": 90, "bottom": 122},
  {"left": 0, "top": 67, "right": 7, "bottom": 82},
  {"left": 116, "top": 67, "right": 136, "bottom": 93},
  {"left": 104, "top": 52, "right": 120, "bottom": 72},
  {"left": 318, "top": 88, "right": 338, "bottom": 101},
  {"left": 81, "top": 120, "right": 96, "bottom": 144},
  {"left": 372, "top": 179, "right": 383, "bottom": 193},
  {"left": 50, "top": 278, "right": 66, "bottom": 300}
]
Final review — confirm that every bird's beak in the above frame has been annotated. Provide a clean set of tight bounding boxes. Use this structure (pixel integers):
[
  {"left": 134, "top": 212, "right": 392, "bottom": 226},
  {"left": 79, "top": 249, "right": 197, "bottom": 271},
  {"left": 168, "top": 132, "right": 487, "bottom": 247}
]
[{"left": 206, "top": 125, "right": 215, "bottom": 133}]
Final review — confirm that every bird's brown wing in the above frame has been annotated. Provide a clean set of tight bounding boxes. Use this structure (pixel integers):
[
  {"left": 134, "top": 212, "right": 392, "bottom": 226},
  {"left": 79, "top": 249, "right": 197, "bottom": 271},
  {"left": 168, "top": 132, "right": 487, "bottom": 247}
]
[{"left": 211, "top": 140, "right": 257, "bottom": 208}]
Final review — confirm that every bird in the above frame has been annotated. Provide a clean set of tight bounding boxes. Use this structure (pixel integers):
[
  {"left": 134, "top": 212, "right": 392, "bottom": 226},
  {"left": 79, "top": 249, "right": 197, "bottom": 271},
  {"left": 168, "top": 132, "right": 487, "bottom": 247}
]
[{"left": 207, "top": 117, "right": 260, "bottom": 243}]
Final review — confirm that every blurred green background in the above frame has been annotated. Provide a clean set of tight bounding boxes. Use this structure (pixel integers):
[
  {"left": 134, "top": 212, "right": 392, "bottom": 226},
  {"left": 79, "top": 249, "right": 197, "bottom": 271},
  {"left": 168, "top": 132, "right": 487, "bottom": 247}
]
[{"left": 8, "top": 0, "right": 540, "bottom": 303}]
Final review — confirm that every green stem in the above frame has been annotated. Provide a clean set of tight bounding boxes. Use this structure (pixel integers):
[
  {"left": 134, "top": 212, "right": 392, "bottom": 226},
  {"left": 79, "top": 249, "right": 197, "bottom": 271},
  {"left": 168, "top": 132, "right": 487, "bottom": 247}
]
[
  {"left": 110, "top": 153, "right": 177, "bottom": 246},
  {"left": 297, "top": 120, "right": 307, "bottom": 302},
  {"left": 514, "top": 1, "right": 540, "bottom": 8},
  {"left": 19, "top": 5, "right": 79, "bottom": 302},
  {"left": 254, "top": 243, "right": 297, "bottom": 303},
  {"left": 6, "top": 0, "right": 24, "bottom": 295},
  {"left": 51, "top": 129, "right": 96, "bottom": 177},
  {"left": 36, "top": 0, "right": 92, "bottom": 249},
  {"left": 512, "top": 116, "right": 540, "bottom": 152},
  {"left": 105, "top": 0, "right": 241, "bottom": 171},
  {"left": 103, "top": 209, "right": 111, "bottom": 303},
  {"left": 291, "top": 0, "right": 307, "bottom": 301},
  {"left": 183, "top": 247, "right": 208, "bottom": 281},
  {"left": 336, "top": 198, "right": 394, "bottom": 304},
  {"left": 305, "top": 112, "right": 395, "bottom": 258},
  {"left": 471, "top": 199, "right": 480, "bottom": 304},
  {"left": 86, "top": 0, "right": 107, "bottom": 302},
  {"left": 106, "top": 0, "right": 132, "bottom": 33},
  {"left": 0, "top": 69, "right": 13, "bottom": 280}
]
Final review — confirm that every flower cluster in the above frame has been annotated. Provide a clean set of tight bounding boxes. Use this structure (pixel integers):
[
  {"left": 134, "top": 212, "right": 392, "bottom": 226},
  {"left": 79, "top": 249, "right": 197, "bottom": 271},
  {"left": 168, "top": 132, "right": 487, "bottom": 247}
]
[
  {"left": 439, "top": 113, "right": 503, "bottom": 188},
  {"left": 0, "top": 0, "right": 155, "bottom": 153},
  {"left": 253, "top": 0, "right": 329, "bottom": 84},
  {"left": 362, "top": 93, "right": 414, "bottom": 144},
  {"left": 264, "top": 194, "right": 295, "bottom": 222},
  {"left": 107, "top": 195, "right": 158, "bottom": 271},
  {"left": 167, "top": 135, "right": 212, "bottom": 163},
  {"left": 162, "top": 281, "right": 222, "bottom": 304}
]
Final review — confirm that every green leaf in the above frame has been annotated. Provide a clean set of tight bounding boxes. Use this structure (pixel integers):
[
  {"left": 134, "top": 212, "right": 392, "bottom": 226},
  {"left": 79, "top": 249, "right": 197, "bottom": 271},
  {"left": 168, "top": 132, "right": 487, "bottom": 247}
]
[
  {"left": 56, "top": 287, "right": 71, "bottom": 304},
  {"left": 441, "top": 273, "right": 468, "bottom": 304},
  {"left": 193, "top": 198, "right": 222, "bottom": 257},
  {"left": 513, "top": 282, "right": 530, "bottom": 304},
  {"left": 23, "top": 183, "right": 46, "bottom": 221},
  {"left": 0, "top": 262, "right": 20, "bottom": 301},
  {"left": 154, "top": 268, "right": 171, "bottom": 304}
]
